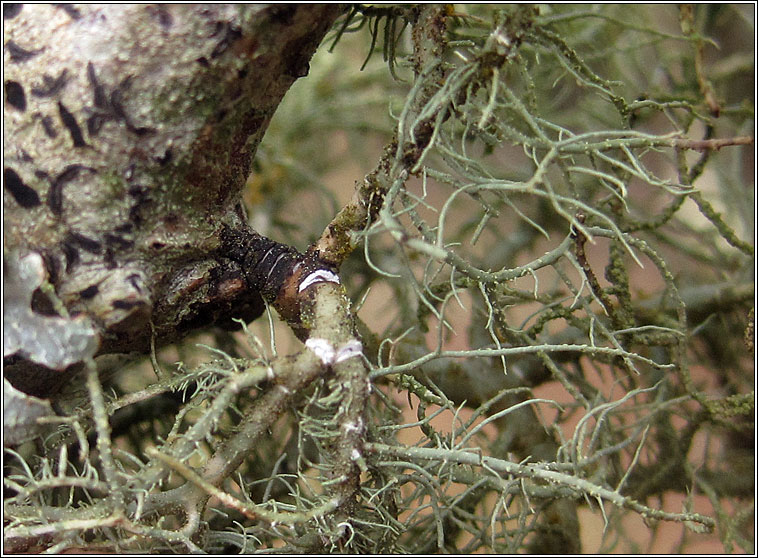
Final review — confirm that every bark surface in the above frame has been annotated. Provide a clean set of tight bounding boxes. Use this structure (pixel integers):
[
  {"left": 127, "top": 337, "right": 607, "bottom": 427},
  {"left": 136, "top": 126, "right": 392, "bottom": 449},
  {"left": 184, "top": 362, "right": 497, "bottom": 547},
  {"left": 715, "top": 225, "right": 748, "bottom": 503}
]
[{"left": 3, "top": 4, "right": 344, "bottom": 397}]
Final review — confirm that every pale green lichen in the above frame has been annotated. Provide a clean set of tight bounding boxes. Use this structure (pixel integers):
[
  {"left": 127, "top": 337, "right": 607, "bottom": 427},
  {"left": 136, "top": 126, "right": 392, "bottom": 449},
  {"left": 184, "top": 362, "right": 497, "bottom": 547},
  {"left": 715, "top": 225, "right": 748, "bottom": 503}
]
[{"left": 4, "top": 4, "right": 753, "bottom": 555}]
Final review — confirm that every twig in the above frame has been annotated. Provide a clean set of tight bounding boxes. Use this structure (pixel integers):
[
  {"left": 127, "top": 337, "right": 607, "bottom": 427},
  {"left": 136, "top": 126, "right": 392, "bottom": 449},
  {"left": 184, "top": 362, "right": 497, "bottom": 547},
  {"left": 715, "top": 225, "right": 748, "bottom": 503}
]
[
  {"left": 672, "top": 136, "right": 752, "bottom": 151},
  {"left": 364, "top": 442, "right": 715, "bottom": 532},
  {"left": 146, "top": 447, "right": 339, "bottom": 524},
  {"left": 313, "top": 5, "right": 451, "bottom": 266}
]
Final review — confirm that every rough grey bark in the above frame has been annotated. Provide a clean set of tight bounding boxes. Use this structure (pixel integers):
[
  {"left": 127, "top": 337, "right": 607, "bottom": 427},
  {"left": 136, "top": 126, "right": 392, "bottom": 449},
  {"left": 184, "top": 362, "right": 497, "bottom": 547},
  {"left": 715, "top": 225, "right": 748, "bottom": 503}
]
[{"left": 3, "top": 4, "right": 345, "bottom": 397}]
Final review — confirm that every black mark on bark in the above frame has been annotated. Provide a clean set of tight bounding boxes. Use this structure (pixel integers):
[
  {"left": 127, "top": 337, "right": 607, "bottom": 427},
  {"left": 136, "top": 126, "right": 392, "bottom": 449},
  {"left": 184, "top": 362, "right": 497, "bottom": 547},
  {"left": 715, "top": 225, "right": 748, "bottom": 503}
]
[
  {"left": 60, "top": 240, "right": 80, "bottom": 272},
  {"left": 126, "top": 273, "right": 143, "bottom": 292},
  {"left": 5, "top": 40, "right": 43, "bottom": 62},
  {"left": 80, "top": 285, "right": 99, "bottom": 299},
  {"left": 87, "top": 64, "right": 155, "bottom": 136},
  {"left": 86, "top": 113, "right": 110, "bottom": 137},
  {"left": 41, "top": 250, "right": 61, "bottom": 285},
  {"left": 86, "top": 62, "right": 116, "bottom": 135},
  {"left": 128, "top": 185, "right": 151, "bottom": 225},
  {"left": 108, "top": 75, "right": 157, "bottom": 136},
  {"left": 211, "top": 22, "right": 242, "bottom": 59},
  {"left": 39, "top": 114, "right": 58, "bottom": 138},
  {"left": 66, "top": 231, "right": 102, "bottom": 254},
  {"left": 31, "top": 70, "right": 69, "bottom": 98},
  {"left": 87, "top": 62, "right": 108, "bottom": 109},
  {"left": 48, "top": 164, "right": 96, "bottom": 215},
  {"left": 112, "top": 299, "right": 143, "bottom": 310},
  {"left": 3, "top": 4, "right": 22, "bottom": 19},
  {"left": 147, "top": 5, "right": 173, "bottom": 29},
  {"left": 4, "top": 167, "right": 41, "bottom": 208},
  {"left": 47, "top": 183, "right": 63, "bottom": 215},
  {"left": 104, "top": 233, "right": 135, "bottom": 251},
  {"left": 5, "top": 80, "right": 26, "bottom": 111},
  {"left": 115, "top": 223, "right": 134, "bottom": 234},
  {"left": 154, "top": 148, "right": 173, "bottom": 165},
  {"left": 104, "top": 248, "right": 117, "bottom": 269},
  {"left": 57, "top": 101, "right": 87, "bottom": 147},
  {"left": 54, "top": 4, "right": 82, "bottom": 20}
]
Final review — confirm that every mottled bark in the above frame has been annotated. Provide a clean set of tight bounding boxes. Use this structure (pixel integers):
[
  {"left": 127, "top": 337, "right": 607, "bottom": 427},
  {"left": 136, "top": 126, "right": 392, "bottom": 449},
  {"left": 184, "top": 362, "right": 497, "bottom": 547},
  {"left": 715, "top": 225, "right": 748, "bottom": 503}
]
[{"left": 3, "top": 4, "right": 345, "bottom": 396}]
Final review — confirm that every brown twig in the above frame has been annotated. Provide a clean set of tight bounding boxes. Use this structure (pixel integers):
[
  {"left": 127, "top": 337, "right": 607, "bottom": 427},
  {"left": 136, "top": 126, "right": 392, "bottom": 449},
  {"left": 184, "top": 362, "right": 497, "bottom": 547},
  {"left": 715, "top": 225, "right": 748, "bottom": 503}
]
[
  {"left": 679, "top": 4, "right": 721, "bottom": 116},
  {"left": 672, "top": 135, "right": 753, "bottom": 151}
]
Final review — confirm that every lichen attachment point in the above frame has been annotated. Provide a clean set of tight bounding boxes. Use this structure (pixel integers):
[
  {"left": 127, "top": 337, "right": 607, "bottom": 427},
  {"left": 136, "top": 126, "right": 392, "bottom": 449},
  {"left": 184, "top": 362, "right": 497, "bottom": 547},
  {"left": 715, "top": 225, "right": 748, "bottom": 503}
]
[
  {"left": 305, "top": 337, "right": 336, "bottom": 365},
  {"left": 304, "top": 338, "right": 362, "bottom": 366},
  {"left": 335, "top": 339, "right": 363, "bottom": 363},
  {"left": 298, "top": 269, "right": 341, "bottom": 292}
]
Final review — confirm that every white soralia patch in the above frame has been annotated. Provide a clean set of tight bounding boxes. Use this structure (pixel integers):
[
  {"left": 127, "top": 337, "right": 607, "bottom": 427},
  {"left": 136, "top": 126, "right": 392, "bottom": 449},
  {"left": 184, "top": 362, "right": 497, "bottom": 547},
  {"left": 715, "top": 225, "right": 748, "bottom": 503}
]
[
  {"left": 305, "top": 337, "right": 335, "bottom": 365},
  {"left": 305, "top": 338, "right": 363, "bottom": 366},
  {"left": 298, "top": 269, "right": 340, "bottom": 292},
  {"left": 335, "top": 339, "right": 363, "bottom": 363}
]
